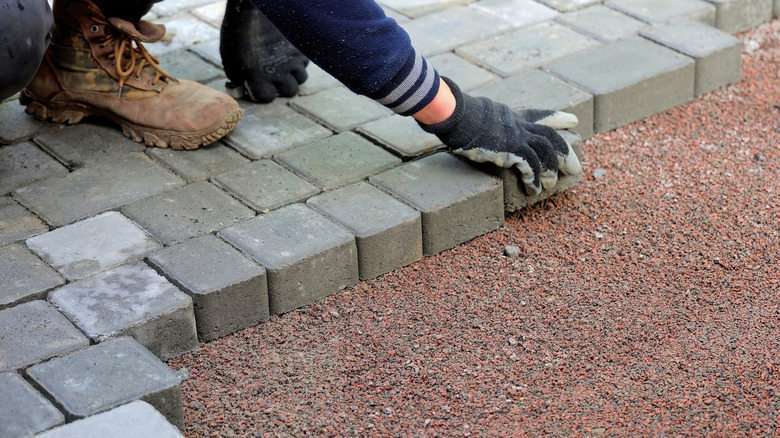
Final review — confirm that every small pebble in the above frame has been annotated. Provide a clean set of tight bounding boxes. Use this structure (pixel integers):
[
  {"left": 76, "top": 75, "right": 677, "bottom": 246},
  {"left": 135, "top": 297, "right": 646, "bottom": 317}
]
[
  {"left": 593, "top": 168, "right": 607, "bottom": 179},
  {"left": 504, "top": 245, "right": 521, "bottom": 258}
]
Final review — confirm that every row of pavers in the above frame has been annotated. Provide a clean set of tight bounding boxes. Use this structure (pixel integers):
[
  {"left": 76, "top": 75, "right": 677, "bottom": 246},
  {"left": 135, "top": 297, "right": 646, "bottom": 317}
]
[{"left": 2, "top": 0, "right": 778, "bottom": 435}]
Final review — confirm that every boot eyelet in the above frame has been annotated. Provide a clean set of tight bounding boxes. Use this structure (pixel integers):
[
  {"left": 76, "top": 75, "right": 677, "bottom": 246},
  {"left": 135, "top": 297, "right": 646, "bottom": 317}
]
[
  {"left": 91, "top": 25, "right": 99, "bottom": 32},
  {"left": 135, "top": 76, "right": 142, "bottom": 80}
]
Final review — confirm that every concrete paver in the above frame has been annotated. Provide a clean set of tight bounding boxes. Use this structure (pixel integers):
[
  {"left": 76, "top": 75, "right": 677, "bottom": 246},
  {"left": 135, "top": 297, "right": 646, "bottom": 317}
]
[
  {"left": 0, "top": 371, "right": 64, "bottom": 438},
  {"left": 34, "top": 124, "right": 145, "bottom": 169},
  {"left": 358, "top": 115, "right": 445, "bottom": 159},
  {"left": 0, "top": 245, "right": 63, "bottom": 310},
  {"left": 0, "top": 197, "right": 47, "bottom": 246},
  {"left": 35, "top": 401, "right": 184, "bottom": 438},
  {"left": 470, "top": 0, "right": 559, "bottom": 28},
  {"left": 0, "top": 100, "right": 55, "bottom": 144},
  {"left": 605, "top": 0, "right": 717, "bottom": 25},
  {"left": 537, "top": 0, "right": 601, "bottom": 11},
  {"left": 0, "top": 142, "right": 67, "bottom": 196},
  {"left": 429, "top": 52, "right": 500, "bottom": 92},
  {"left": 555, "top": 4, "right": 649, "bottom": 43},
  {"left": 403, "top": 6, "right": 512, "bottom": 56},
  {"left": 290, "top": 87, "right": 393, "bottom": 132},
  {"left": 706, "top": 0, "right": 774, "bottom": 33},
  {"left": 146, "top": 141, "right": 249, "bottom": 183}
]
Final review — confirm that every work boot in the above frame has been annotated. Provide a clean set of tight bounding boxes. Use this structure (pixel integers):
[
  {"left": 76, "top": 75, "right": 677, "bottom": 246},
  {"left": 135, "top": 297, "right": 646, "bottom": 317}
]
[{"left": 20, "top": 0, "right": 242, "bottom": 150}]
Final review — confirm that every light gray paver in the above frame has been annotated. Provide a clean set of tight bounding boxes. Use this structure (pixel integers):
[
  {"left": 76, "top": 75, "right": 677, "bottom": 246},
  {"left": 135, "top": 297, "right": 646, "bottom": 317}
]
[
  {"left": 0, "top": 371, "right": 64, "bottom": 438},
  {"left": 0, "top": 101, "right": 55, "bottom": 144},
  {"left": 0, "top": 142, "right": 67, "bottom": 196},
  {"left": 308, "top": 182, "right": 423, "bottom": 280},
  {"left": 148, "top": 235, "right": 269, "bottom": 342},
  {"left": 469, "top": 0, "right": 559, "bottom": 28},
  {"left": 146, "top": 141, "right": 249, "bottom": 183},
  {"left": 121, "top": 180, "right": 255, "bottom": 245},
  {"left": 276, "top": 132, "right": 402, "bottom": 190},
  {"left": 218, "top": 204, "right": 358, "bottom": 315},
  {"left": 370, "top": 153, "right": 504, "bottom": 256},
  {"left": 403, "top": 6, "right": 513, "bottom": 56},
  {"left": 0, "top": 245, "right": 63, "bottom": 310},
  {"left": 0, "top": 300, "right": 88, "bottom": 372},
  {"left": 35, "top": 401, "right": 183, "bottom": 438},
  {"left": 605, "top": 0, "right": 717, "bottom": 25},
  {"left": 290, "top": 87, "right": 393, "bottom": 132},
  {"left": 0, "top": 197, "right": 47, "bottom": 246},
  {"left": 190, "top": 0, "right": 225, "bottom": 28},
  {"left": 26, "top": 337, "right": 185, "bottom": 427},
  {"left": 456, "top": 21, "right": 601, "bottom": 77},
  {"left": 34, "top": 124, "right": 145, "bottom": 169},
  {"left": 26, "top": 211, "right": 162, "bottom": 281},
  {"left": 642, "top": 19, "right": 742, "bottom": 96},
  {"left": 48, "top": 263, "right": 198, "bottom": 360},
  {"left": 13, "top": 153, "right": 183, "bottom": 227},
  {"left": 297, "top": 64, "right": 341, "bottom": 97},
  {"left": 145, "top": 14, "right": 219, "bottom": 58},
  {"left": 546, "top": 37, "right": 695, "bottom": 133},
  {"left": 357, "top": 115, "right": 444, "bottom": 159},
  {"left": 429, "top": 52, "right": 500, "bottom": 92},
  {"left": 537, "top": 0, "right": 601, "bottom": 11},
  {"left": 555, "top": 5, "right": 650, "bottom": 43},
  {"left": 706, "top": 0, "right": 773, "bottom": 33},
  {"left": 378, "top": 0, "right": 473, "bottom": 18},
  {"left": 157, "top": 50, "right": 224, "bottom": 84}
]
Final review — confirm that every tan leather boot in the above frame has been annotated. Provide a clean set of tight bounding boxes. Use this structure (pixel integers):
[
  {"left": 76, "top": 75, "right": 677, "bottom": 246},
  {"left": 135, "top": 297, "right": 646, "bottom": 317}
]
[{"left": 20, "top": 0, "right": 242, "bottom": 150}]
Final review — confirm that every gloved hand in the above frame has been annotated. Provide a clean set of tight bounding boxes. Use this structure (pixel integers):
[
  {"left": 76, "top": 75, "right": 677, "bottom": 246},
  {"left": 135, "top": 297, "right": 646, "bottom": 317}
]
[
  {"left": 220, "top": 0, "right": 309, "bottom": 103},
  {"left": 419, "top": 77, "right": 582, "bottom": 196}
]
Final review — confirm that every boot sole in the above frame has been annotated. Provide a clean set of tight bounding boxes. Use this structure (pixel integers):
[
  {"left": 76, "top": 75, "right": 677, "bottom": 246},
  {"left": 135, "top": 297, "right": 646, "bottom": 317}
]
[{"left": 20, "top": 90, "right": 243, "bottom": 150}]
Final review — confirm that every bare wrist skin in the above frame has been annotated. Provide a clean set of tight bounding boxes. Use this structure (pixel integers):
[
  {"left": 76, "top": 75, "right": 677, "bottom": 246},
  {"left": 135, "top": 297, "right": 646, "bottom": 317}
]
[{"left": 412, "top": 78, "right": 456, "bottom": 125}]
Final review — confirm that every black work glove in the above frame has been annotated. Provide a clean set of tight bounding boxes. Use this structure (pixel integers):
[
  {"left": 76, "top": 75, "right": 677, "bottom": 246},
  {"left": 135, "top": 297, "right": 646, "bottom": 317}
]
[
  {"left": 220, "top": 0, "right": 309, "bottom": 103},
  {"left": 419, "top": 77, "right": 582, "bottom": 196}
]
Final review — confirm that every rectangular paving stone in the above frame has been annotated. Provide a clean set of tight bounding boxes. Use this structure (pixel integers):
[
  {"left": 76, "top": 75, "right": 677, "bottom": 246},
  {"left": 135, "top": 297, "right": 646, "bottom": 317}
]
[
  {"left": 403, "top": 6, "right": 512, "bottom": 56},
  {"left": 48, "top": 263, "right": 198, "bottom": 360},
  {"left": 122, "top": 180, "right": 255, "bottom": 245},
  {"left": 0, "top": 371, "right": 64, "bottom": 438},
  {"left": 0, "top": 100, "right": 56, "bottom": 144},
  {"left": 26, "top": 211, "right": 162, "bottom": 281},
  {"left": 536, "top": 0, "right": 601, "bottom": 11},
  {"left": 290, "top": 87, "right": 393, "bottom": 132},
  {"left": 469, "top": 0, "right": 559, "bottom": 28},
  {"left": 213, "top": 159, "right": 319, "bottom": 212},
  {"left": 276, "top": 132, "right": 402, "bottom": 190},
  {"left": 555, "top": 5, "right": 650, "bottom": 43},
  {"left": 456, "top": 21, "right": 601, "bottom": 77},
  {"left": 0, "top": 142, "right": 67, "bottom": 195},
  {"left": 378, "top": 0, "right": 473, "bottom": 18},
  {"left": 605, "top": 0, "right": 717, "bottom": 25},
  {"left": 13, "top": 153, "right": 183, "bottom": 227},
  {"left": 370, "top": 153, "right": 504, "bottom": 256},
  {"left": 357, "top": 115, "right": 445, "bottom": 159},
  {"left": 151, "top": 0, "right": 217, "bottom": 17},
  {"left": 36, "top": 401, "right": 183, "bottom": 438},
  {"left": 0, "top": 245, "right": 64, "bottom": 310},
  {"left": 471, "top": 69, "right": 595, "bottom": 139},
  {"left": 146, "top": 141, "right": 249, "bottom": 183},
  {"left": 546, "top": 37, "right": 695, "bottom": 133},
  {"left": 429, "top": 52, "right": 500, "bottom": 92},
  {"left": 190, "top": 0, "right": 225, "bottom": 28},
  {"left": 308, "top": 182, "right": 423, "bottom": 280},
  {"left": 26, "top": 337, "right": 185, "bottom": 427},
  {"left": 148, "top": 235, "right": 269, "bottom": 342},
  {"left": 145, "top": 14, "right": 219, "bottom": 57},
  {"left": 0, "top": 197, "right": 47, "bottom": 246},
  {"left": 218, "top": 204, "right": 358, "bottom": 314},
  {"left": 705, "top": 0, "right": 773, "bottom": 33},
  {"left": 641, "top": 19, "right": 742, "bottom": 96},
  {"left": 0, "top": 300, "right": 88, "bottom": 372},
  {"left": 157, "top": 50, "right": 224, "bottom": 84},
  {"left": 34, "top": 124, "right": 145, "bottom": 169},
  {"left": 298, "top": 64, "right": 341, "bottom": 96}
]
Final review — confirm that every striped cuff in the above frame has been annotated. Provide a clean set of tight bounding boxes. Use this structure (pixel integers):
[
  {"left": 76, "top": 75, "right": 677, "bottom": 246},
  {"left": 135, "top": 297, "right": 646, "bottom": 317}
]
[{"left": 371, "top": 50, "right": 440, "bottom": 117}]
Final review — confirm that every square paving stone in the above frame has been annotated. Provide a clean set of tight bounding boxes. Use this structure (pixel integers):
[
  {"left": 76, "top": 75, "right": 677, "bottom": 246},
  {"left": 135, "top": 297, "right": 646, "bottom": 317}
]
[
  {"left": 0, "top": 142, "right": 67, "bottom": 196},
  {"left": 545, "top": 37, "right": 695, "bottom": 133},
  {"left": 48, "top": 263, "right": 198, "bottom": 360},
  {"left": 290, "top": 88, "right": 393, "bottom": 132},
  {"left": 26, "top": 211, "right": 161, "bottom": 281},
  {"left": 308, "top": 182, "right": 423, "bottom": 280},
  {"left": 370, "top": 153, "right": 504, "bottom": 256},
  {"left": 0, "top": 197, "right": 47, "bottom": 246},
  {"left": 0, "top": 371, "right": 64, "bottom": 438},
  {"left": 213, "top": 159, "right": 319, "bottom": 212},
  {"left": 218, "top": 204, "right": 358, "bottom": 315},
  {"left": 148, "top": 235, "right": 269, "bottom": 342},
  {"left": 705, "top": 0, "right": 773, "bottom": 33},
  {"left": 26, "top": 337, "right": 185, "bottom": 427},
  {"left": 34, "top": 124, "right": 145, "bottom": 169},
  {"left": 276, "top": 132, "right": 402, "bottom": 190},
  {"left": 456, "top": 21, "right": 601, "bottom": 77},
  {"left": 470, "top": 0, "right": 559, "bottom": 28},
  {"left": 0, "top": 245, "right": 64, "bottom": 310},
  {"left": 357, "top": 115, "right": 445, "bottom": 159},
  {"left": 13, "top": 153, "right": 184, "bottom": 227},
  {"left": 403, "top": 6, "right": 512, "bottom": 56},
  {"left": 157, "top": 50, "right": 224, "bottom": 84},
  {"left": 0, "top": 101, "right": 56, "bottom": 144},
  {"left": 641, "top": 19, "right": 742, "bottom": 96},
  {"left": 223, "top": 104, "right": 332, "bottom": 159},
  {"left": 555, "top": 5, "right": 650, "bottom": 43},
  {"left": 0, "top": 300, "right": 89, "bottom": 372},
  {"left": 36, "top": 401, "right": 184, "bottom": 438},
  {"left": 146, "top": 141, "right": 249, "bottom": 183},
  {"left": 605, "top": 0, "right": 717, "bottom": 25},
  {"left": 122, "top": 181, "right": 255, "bottom": 245},
  {"left": 537, "top": 0, "right": 601, "bottom": 11},
  {"left": 429, "top": 53, "right": 500, "bottom": 92},
  {"left": 471, "top": 69, "right": 595, "bottom": 139}
]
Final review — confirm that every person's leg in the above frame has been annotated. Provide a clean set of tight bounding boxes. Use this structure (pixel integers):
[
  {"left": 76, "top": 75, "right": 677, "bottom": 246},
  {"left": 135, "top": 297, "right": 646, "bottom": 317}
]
[{"left": 0, "top": 0, "right": 53, "bottom": 101}]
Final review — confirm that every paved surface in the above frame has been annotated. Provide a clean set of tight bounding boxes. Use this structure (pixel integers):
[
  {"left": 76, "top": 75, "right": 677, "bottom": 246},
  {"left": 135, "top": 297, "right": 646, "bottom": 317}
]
[{"left": 0, "top": 0, "right": 777, "bottom": 435}]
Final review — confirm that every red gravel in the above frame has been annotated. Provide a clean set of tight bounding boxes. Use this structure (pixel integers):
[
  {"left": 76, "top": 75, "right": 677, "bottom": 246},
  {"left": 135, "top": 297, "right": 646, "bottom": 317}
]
[{"left": 168, "top": 20, "right": 780, "bottom": 437}]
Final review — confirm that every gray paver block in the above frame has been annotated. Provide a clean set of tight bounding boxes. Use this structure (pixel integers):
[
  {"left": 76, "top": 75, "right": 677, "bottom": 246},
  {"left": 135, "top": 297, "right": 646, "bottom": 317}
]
[
  {"left": 298, "top": 64, "right": 341, "bottom": 96},
  {"left": 218, "top": 204, "right": 358, "bottom": 315},
  {"left": 775, "top": 0, "right": 780, "bottom": 18},
  {"left": 122, "top": 181, "right": 255, "bottom": 245},
  {"left": 190, "top": 0, "right": 224, "bottom": 28},
  {"left": 26, "top": 337, "right": 185, "bottom": 427},
  {"left": 0, "top": 371, "right": 64, "bottom": 438},
  {"left": 157, "top": 50, "right": 223, "bottom": 83},
  {"left": 223, "top": 104, "right": 332, "bottom": 159},
  {"left": 357, "top": 115, "right": 445, "bottom": 159},
  {"left": 429, "top": 52, "right": 500, "bottom": 92},
  {"left": 537, "top": 0, "right": 601, "bottom": 11},
  {"left": 145, "top": 15, "right": 218, "bottom": 58},
  {"left": 403, "top": 6, "right": 512, "bottom": 56},
  {"left": 34, "top": 124, "right": 145, "bottom": 169},
  {"left": 370, "top": 153, "right": 504, "bottom": 256},
  {"left": 35, "top": 401, "right": 183, "bottom": 438},
  {"left": 142, "top": 142, "right": 249, "bottom": 183},
  {"left": 641, "top": 19, "right": 742, "bottom": 96},
  {"left": 470, "top": 0, "right": 559, "bottom": 28},
  {"left": 308, "top": 182, "right": 423, "bottom": 280},
  {"left": 546, "top": 37, "right": 694, "bottom": 133},
  {"left": 471, "top": 69, "right": 595, "bottom": 140},
  {"left": 0, "top": 197, "right": 47, "bottom": 246},
  {"left": 290, "top": 87, "right": 393, "bottom": 132},
  {"left": 276, "top": 132, "right": 402, "bottom": 190},
  {"left": 213, "top": 159, "right": 319, "bottom": 212},
  {"left": 0, "top": 245, "right": 63, "bottom": 310},
  {"left": 13, "top": 153, "right": 183, "bottom": 227},
  {"left": 378, "top": 0, "right": 473, "bottom": 18},
  {"left": 0, "top": 142, "right": 67, "bottom": 196},
  {"left": 705, "top": 0, "right": 773, "bottom": 33},
  {"left": 148, "top": 235, "right": 269, "bottom": 342},
  {"left": 456, "top": 21, "right": 601, "bottom": 77},
  {"left": 605, "top": 0, "right": 717, "bottom": 25},
  {"left": 0, "top": 300, "right": 88, "bottom": 372},
  {"left": 555, "top": 5, "right": 650, "bottom": 43},
  {"left": 48, "top": 263, "right": 198, "bottom": 360},
  {"left": 26, "top": 211, "right": 162, "bottom": 281},
  {"left": 0, "top": 101, "right": 55, "bottom": 144}
]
